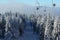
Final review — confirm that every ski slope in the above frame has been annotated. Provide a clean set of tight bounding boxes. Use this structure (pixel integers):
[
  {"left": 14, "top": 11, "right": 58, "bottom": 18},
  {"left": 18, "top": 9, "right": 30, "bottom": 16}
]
[
  {"left": 0, "top": 20, "right": 39, "bottom": 40},
  {"left": 19, "top": 21, "right": 39, "bottom": 40}
]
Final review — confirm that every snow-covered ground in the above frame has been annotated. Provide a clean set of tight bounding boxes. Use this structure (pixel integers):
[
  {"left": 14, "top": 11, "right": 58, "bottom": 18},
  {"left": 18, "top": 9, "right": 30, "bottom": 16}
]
[
  {"left": 19, "top": 26, "right": 38, "bottom": 40},
  {"left": 19, "top": 21, "right": 39, "bottom": 40},
  {"left": 0, "top": 21, "right": 39, "bottom": 40}
]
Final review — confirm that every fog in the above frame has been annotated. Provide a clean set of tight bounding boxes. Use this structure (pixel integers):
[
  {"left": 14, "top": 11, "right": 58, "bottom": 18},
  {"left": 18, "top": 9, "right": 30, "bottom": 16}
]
[{"left": 0, "top": 3, "right": 60, "bottom": 16}]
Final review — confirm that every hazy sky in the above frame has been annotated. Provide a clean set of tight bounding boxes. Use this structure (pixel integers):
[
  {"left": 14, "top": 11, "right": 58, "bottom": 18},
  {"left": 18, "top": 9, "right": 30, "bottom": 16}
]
[
  {"left": 0, "top": 0, "right": 60, "bottom": 7},
  {"left": 0, "top": 0, "right": 60, "bottom": 16}
]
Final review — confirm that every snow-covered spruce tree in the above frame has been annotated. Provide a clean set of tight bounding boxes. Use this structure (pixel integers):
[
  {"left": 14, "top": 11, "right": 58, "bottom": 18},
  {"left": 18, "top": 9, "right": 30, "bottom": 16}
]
[
  {"left": 39, "top": 15, "right": 47, "bottom": 40},
  {"left": 5, "top": 14, "right": 11, "bottom": 33},
  {"left": 44, "top": 13, "right": 54, "bottom": 40},
  {"left": 52, "top": 16, "right": 59, "bottom": 40},
  {"left": 36, "top": 15, "right": 42, "bottom": 35},
  {"left": 58, "top": 22, "right": 60, "bottom": 40},
  {"left": 0, "top": 14, "right": 6, "bottom": 38}
]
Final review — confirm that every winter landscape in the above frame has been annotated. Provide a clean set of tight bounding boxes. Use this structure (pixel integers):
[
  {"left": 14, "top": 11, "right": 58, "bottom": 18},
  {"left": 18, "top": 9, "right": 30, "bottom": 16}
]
[{"left": 0, "top": 0, "right": 60, "bottom": 40}]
